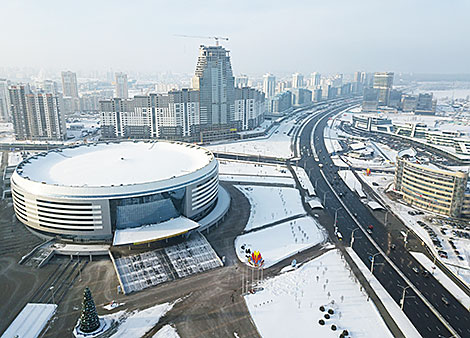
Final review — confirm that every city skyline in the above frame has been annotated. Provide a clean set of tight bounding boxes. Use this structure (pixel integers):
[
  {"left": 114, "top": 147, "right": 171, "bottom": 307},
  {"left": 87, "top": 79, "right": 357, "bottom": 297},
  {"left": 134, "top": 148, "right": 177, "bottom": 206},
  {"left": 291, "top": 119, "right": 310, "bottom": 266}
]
[{"left": 1, "top": 1, "right": 470, "bottom": 75}]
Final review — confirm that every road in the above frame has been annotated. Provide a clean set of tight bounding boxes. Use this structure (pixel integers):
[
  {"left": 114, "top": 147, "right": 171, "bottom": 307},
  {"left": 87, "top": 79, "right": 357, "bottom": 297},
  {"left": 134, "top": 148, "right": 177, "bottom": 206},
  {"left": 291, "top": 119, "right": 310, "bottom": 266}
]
[{"left": 299, "top": 102, "right": 470, "bottom": 337}]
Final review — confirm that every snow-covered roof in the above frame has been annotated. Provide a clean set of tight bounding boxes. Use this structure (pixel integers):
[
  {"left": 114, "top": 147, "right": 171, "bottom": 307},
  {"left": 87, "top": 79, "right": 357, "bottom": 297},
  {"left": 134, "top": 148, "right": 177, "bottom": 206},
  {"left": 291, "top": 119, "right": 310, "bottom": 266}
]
[
  {"left": 113, "top": 216, "right": 200, "bottom": 246},
  {"left": 368, "top": 201, "right": 384, "bottom": 210},
  {"left": 2, "top": 303, "right": 57, "bottom": 338},
  {"left": 17, "top": 141, "right": 214, "bottom": 187}
]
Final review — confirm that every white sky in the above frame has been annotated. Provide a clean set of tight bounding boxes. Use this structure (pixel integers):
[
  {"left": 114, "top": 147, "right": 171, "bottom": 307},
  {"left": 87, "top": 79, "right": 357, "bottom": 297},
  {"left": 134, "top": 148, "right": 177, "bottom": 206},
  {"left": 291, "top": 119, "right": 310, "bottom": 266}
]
[{"left": 1, "top": 0, "right": 470, "bottom": 76}]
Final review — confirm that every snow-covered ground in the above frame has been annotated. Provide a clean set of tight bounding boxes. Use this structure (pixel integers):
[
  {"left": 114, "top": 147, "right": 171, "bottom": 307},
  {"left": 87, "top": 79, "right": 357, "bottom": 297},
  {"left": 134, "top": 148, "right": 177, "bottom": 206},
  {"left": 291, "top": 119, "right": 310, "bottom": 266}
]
[
  {"left": 411, "top": 252, "right": 470, "bottom": 309},
  {"left": 245, "top": 250, "right": 393, "bottom": 338},
  {"left": 109, "top": 301, "right": 175, "bottom": 338},
  {"left": 235, "top": 216, "right": 325, "bottom": 268},
  {"left": 235, "top": 186, "right": 306, "bottom": 231},
  {"left": 206, "top": 115, "right": 299, "bottom": 158},
  {"left": 8, "top": 152, "right": 23, "bottom": 166},
  {"left": 218, "top": 160, "right": 291, "bottom": 177},
  {"left": 220, "top": 175, "right": 295, "bottom": 186},
  {"left": 152, "top": 324, "right": 180, "bottom": 338},
  {"left": 338, "top": 170, "right": 366, "bottom": 198}
]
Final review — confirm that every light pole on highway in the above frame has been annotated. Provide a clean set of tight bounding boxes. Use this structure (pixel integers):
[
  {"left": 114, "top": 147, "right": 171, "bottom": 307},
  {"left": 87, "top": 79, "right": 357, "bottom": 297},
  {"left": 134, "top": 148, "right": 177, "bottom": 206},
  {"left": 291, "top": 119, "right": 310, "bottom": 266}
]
[
  {"left": 49, "top": 286, "right": 55, "bottom": 304},
  {"left": 397, "top": 285, "right": 411, "bottom": 310},
  {"left": 315, "top": 177, "right": 321, "bottom": 190},
  {"left": 323, "top": 191, "right": 330, "bottom": 206},
  {"left": 370, "top": 252, "right": 382, "bottom": 274},
  {"left": 334, "top": 207, "right": 342, "bottom": 227},
  {"left": 350, "top": 228, "right": 360, "bottom": 248}
]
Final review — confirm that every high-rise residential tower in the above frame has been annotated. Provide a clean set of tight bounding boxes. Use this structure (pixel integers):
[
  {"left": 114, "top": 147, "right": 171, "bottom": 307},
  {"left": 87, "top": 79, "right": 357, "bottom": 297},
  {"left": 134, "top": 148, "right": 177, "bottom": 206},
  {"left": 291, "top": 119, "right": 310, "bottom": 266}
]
[
  {"left": 61, "top": 71, "right": 79, "bottom": 98},
  {"left": 310, "top": 72, "right": 321, "bottom": 88},
  {"left": 9, "top": 85, "right": 66, "bottom": 140},
  {"left": 373, "top": 72, "right": 394, "bottom": 106},
  {"left": 292, "top": 73, "right": 304, "bottom": 88},
  {"left": 192, "top": 45, "right": 235, "bottom": 126},
  {"left": 115, "top": 72, "right": 129, "bottom": 99},
  {"left": 262, "top": 73, "right": 276, "bottom": 99},
  {"left": 0, "top": 79, "right": 10, "bottom": 121}
]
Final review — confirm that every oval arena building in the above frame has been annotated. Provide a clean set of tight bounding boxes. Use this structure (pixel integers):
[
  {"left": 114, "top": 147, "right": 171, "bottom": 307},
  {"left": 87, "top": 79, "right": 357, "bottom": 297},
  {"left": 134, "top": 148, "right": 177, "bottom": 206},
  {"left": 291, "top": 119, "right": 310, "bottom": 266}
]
[{"left": 11, "top": 141, "right": 221, "bottom": 243}]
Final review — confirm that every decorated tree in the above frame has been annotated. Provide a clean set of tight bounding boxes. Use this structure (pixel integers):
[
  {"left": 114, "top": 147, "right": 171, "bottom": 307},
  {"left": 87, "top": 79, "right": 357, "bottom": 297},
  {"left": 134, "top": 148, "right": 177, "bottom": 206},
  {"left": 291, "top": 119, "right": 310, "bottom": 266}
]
[{"left": 79, "top": 287, "right": 100, "bottom": 333}]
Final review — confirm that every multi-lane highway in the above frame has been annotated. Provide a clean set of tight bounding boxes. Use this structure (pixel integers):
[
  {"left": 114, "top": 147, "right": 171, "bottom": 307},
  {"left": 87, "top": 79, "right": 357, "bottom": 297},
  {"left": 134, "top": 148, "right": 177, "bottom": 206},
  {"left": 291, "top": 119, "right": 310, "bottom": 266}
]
[{"left": 298, "top": 102, "right": 470, "bottom": 338}]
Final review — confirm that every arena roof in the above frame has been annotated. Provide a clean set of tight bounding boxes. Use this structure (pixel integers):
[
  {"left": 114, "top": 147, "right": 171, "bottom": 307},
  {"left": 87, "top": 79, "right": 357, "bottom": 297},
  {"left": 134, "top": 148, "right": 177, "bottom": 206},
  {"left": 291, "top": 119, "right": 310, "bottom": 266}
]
[{"left": 18, "top": 141, "right": 214, "bottom": 187}]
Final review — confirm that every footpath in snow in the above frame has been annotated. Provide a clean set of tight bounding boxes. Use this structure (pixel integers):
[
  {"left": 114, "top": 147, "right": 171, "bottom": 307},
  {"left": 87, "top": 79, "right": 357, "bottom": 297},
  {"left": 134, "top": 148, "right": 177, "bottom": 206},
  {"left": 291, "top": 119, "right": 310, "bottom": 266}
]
[
  {"left": 346, "top": 248, "right": 421, "bottom": 338},
  {"left": 235, "top": 185, "right": 306, "bottom": 231},
  {"left": 235, "top": 216, "right": 325, "bottom": 268},
  {"left": 411, "top": 251, "right": 470, "bottom": 310},
  {"left": 245, "top": 249, "right": 394, "bottom": 338},
  {"left": 152, "top": 324, "right": 180, "bottom": 338}
]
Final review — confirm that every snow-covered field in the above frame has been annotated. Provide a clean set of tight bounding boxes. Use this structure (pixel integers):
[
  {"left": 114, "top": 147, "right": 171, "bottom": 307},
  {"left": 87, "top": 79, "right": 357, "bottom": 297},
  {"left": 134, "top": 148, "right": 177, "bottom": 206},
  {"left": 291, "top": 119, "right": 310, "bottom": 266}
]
[
  {"left": 109, "top": 301, "right": 175, "bottom": 338},
  {"left": 338, "top": 170, "right": 366, "bottom": 198},
  {"left": 235, "top": 186, "right": 306, "bottom": 231},
  {"left": 152, "top": 324, "right": 180, "bottom": 338},
  {"left": 206, "top": 116, "right": 297, "bottom": 158},
  {"left": 235, "top": 216, "right": 325, "bottom": 267},
  {"left": 245, "top": 250, "right": 393, "bottom": 338}
]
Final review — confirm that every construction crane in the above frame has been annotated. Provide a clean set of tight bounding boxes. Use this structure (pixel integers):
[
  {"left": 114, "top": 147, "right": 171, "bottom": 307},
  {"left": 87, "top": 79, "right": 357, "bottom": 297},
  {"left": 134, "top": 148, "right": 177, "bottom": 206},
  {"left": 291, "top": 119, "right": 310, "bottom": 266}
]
[{"left": 174, "top": 34, "right": 229, "bottom": 46}]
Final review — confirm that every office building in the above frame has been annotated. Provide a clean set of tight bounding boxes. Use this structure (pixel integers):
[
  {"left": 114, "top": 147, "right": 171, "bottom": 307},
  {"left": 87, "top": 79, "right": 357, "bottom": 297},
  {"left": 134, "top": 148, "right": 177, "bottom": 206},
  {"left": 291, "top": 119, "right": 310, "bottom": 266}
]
[
  {"left": 262, "top": 73, "right": 276, "bottom": 99},
  {"left": 415, "top": 93, "right": 435, "bottom": 115},
  {"left": 192, "top": 45, "right": 235, "bottom": 126},
  {"left": 373, "top": 72, "right": 394, "bottom": 106},
  {"left": 269, "top": 91, "right": 292, "bottom": 114},
  {"left": 292, "top": 73, "right": 304, "bottom": 88},
  {"left": 362, "top": 88, "right": 379, "bottom": 112},
  {"left": 313, "top": 88, "right": 322, "bottom": 102},
  {"left": 401, "top": 95, "right": 417, "bottom": 112},
  {"left": 115, "top": 72, "right": 129, "bottom": 99},
  {"left": 9, "top": 85, "right": 66, "bottom": 141}
]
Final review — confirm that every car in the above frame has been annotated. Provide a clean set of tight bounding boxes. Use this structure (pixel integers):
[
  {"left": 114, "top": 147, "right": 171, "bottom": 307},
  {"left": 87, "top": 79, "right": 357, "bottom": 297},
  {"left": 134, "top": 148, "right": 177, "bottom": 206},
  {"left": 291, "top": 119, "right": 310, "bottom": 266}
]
[
  {"left": 458, "top": 255, "right": 464, "bottom": 261},
  {"left": 372, "top": 182, "right": 379, "bottom": 186},
  {"left": 391, "top": 244, "right": 396, "bottom": 250},
  {"left": 367, "top": 229, "right": 373, "bottom": 234},
  {"left": 353, "top": 212, "right": 358, "bottom": 217},
  {"left": 422, "top": 270, "right": 430, "bottom": 278},
  {"left": 314, "top": 214, "right": 319, "bottom": 218},
  {"left": 441, "top": 297, "right": 450, "bottom": 306},
  {"left": 368, "top": 225, "right": 374, "bottom": 230},
  {"left": 412, "top": 267, "right": 419, "bottom": 274},
  {"left": 339, "top": 192, "right": 344, "bottom": 197}
]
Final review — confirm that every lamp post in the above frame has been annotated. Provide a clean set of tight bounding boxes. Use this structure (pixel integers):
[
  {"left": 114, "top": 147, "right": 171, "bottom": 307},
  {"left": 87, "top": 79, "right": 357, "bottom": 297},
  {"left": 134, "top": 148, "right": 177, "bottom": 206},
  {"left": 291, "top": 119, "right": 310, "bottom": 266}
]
[
  {"left": 334, "top": 207, "right": 343, "bottom": 227},
  {"left": 315, "top": 177, "right": 321, "bottom": 189},
  {"left": 351, "top": 228, "right": 360, "bottom": 248},
  {"left": 323, "top": 191, "right": 330, "bottom": 206},
  {"left": 49, "top": 286, "right": 55, "bottom": 304},
  {"left": 370, "top": 252, "right": 382, "bottom": 274},
  {"left": 398, "top": 285, "right": 411, "bottom": 310}
]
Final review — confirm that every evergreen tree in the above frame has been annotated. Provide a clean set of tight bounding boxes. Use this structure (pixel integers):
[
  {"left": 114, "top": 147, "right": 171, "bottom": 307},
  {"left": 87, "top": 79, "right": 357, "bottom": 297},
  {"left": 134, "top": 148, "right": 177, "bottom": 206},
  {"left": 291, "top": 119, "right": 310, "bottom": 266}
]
[{"left": 79, "top": 287, "right": 100, "bottom": 333}]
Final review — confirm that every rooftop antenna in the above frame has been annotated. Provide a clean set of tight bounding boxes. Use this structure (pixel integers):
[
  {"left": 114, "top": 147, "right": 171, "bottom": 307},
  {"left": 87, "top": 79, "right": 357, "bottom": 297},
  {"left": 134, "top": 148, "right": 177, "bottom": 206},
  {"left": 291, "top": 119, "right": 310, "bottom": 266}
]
[{"left": 174, "top": 34, "right": 229, "bottom": 46}]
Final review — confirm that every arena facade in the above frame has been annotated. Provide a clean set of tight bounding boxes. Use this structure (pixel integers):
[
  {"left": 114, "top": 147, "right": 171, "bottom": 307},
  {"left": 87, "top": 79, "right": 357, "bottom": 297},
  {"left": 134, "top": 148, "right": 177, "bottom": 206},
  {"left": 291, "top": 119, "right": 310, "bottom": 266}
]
[{"left": 11, "top": 140, "right": 220, "bottom": 243}]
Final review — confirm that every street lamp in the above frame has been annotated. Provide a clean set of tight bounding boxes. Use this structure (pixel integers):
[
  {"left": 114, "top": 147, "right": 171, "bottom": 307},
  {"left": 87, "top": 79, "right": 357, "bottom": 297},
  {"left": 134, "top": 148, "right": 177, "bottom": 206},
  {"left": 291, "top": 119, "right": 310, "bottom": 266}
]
[
  {"left": 403, "top": 229, "right": 411, "bottom": 249},
  {"left": 315, "top": 177, "right": 321, "bottom": 189},
  {"left": 350, "top": 228, "right": 360, "bottom": 248},
  {"left": 49, "top": 286, "right": 55, "bottom": 304},
  {"left": 323, "top": 191, "right": 330, "bottom": 206},
  {"left": 334, "top": 207, "right": 343, "bottom": 227},
  {"left": 397, "top": 285, "right": 411, "bottom": 310},
  {"left": 369, "top": 252, "right": 382, "bottom": 274}
]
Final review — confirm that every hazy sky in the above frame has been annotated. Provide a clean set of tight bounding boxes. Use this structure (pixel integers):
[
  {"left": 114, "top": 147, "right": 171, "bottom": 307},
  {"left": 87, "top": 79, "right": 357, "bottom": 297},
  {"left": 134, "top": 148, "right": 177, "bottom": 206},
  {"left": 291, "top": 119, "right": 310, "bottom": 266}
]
[{"left": 1, "top": 0, "right": 469, "bottom": 76}]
